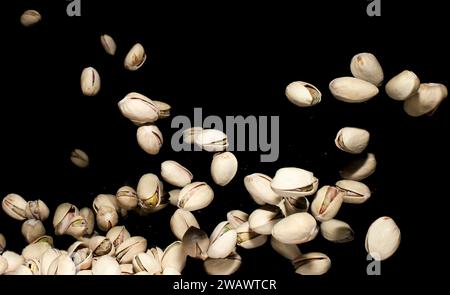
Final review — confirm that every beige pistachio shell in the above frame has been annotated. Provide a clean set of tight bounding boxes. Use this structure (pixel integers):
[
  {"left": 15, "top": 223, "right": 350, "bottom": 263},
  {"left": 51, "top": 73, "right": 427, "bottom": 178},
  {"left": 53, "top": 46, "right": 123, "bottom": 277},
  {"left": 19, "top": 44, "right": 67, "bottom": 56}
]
[
  {"left": 311, "top": 186, "right": 344, "bottom": 222},
  {"left": 64, "top": 215, "right": 88, "bottom": 238},
  {"left": 2, "top": 251, "right": 24, "bottom": 273},
  {"left": 365, "top": 217, "right": 401, "bottom": 261},
  {"left": 350, "top": 53, "right": 384, "bottom": 86},
  {"left": 115, "top": 236, "right": 147, "bottom": 264},
  {"left": 22, "top": 241, "right": 52, "bottom": 260},
  {"left": 124, "top": 43, "right": 146, "bottom": 71},
  {"left": 193, "top": 129, "right": 229, "bottom": 152},
  {"left": 136, "top": 173, "right": 162, "bottom": 207},
  {"left": 100, "top": 34, "right": 117, "bottom": 56},
  {"left": 211, "top": 152, "right": 238, "bottom": 186},
  {"left": 293, "top": 252, "right": 331, "bottom": 275},
  {"left": 183, "top": 127, "right": 204, "bottom": 145},
  {"left": 168, "top": 189, "right": 181, "bottom": 206},
  {"left": 329, "top": 77, "right": 379, "bottom": 103},
  {"left": 177, "top": 182, "right": 214, "bottom": 211},
  {"left": 244, "top": 174, "right": 281, "bottom": 205},
  {"left": 236, "top": 222, "right": 267, "bottom": 249},
  {"left": 20, "top": 10, "right": 41, "bottom": 27},
  {"left": 47, "top": 254, "right": 77, "bottom": 275},
  {"left": 116, "top": 186, "right": 138, "bottom": 210},
  {"left": 24, "top": 200, "right": 49, "bottom": 221},
  {"left": 335, "top": 127, "right": 370, "bottom": 154},
  {"left": 182, "top": 227, "right": 209, "bottom": 260},
  {"left": 0, "top": 256, "right": 8, "bottom": 275},
  {"left": 53, "top": 203, "right": 79, "bottom": 232},
  {"left": 119, "top": 263, "right": 135, "bottom": 275},
  {"left": 248, "top": 205, "right": 282, "bottom": 235},
  {"left": 80, "top": 67, "right": 101, "bottom": 96},
  {"left": 71, "top": 247, "right": 93, "bottom": 271},
  {"left": 270, "top": 237, "right": 301, "bottom": 260},
  {"left": 335, "top": 180, "right": 371, "bottom": 204},
  {"left": 153, "top": 100, "right": 171, "bottom": 119},
  {"left": 226, "top": 210, "right": 249, "bottom": 229},
  {"left": 162, "top": 267, "right": 181, "bottom": 275},
  {"left": 0, "top": 233, "right": 5, "bottom": 254},
  {"left": 385, "top": 70, "right": 420, "bottom": 101},
  {"left": 161, "top": 160, "right": 193, "bottom": 187},
  {"left": 340, "top": 153, "right": 377, "bottom": 181},
  {"left": 13, "top": 264, "right": 33, "bottom": 275},
  {"left": 96, "top": 206, "right": 119, "bottom": 232},
  {"left": 137, "top": 125, "right": 163, "bottom": 155},
  {"left": 161, "top": 241, "right": 186, "bottom": 273},
  {"left": 80, "top": 207, "right": 95, "bottom": 235},
  {"left": 70, "top": 149, "right": 89, "bottom": 168},
  {"left": 89, "top": 236, "right": 115, "bottom": 257},
  {"left": 204, "top": 252, "right": 242, "bottom": 275},
  {"left": 77, "top": 270, "right": 93, "bottom": 275},
  {"left": 2, "top": 193, "right": 27, "bottom": 220},
  {"left": 92, "top": 255, "right": 121, "bottom": 275},
  {"left": 271, "top": 167, "right": 318, "bottom": 197},
  {"left": 118, "top": 92, "right": 159, "bottom": 125},
  {"left": 39, "top": 248, "right": 62, "bottom": 275},
  {"left": 21, "top": 219, "right": 46, "bottom": 244},
  {"left": 132, "top": 252, "right": 161, "bottom": 274},
  {"left": 106, "top": 226, "right": 131, "bottom": 248},
  {"left": 208, "top": 221, "right": 237, "bottom": 259},
  {"left": 93, "top": 194, "right": 119, "bottom": 212},
  {"left": 271, "top": 213, "right": 318, "bottom": 245},
  {"left": 277, "top": 196, "right": 309, "bottom": 217},
  {"left": 320, "top": 219, "right": 354, "bottom": 243},
  {"left": 285, "top": 81, "right": 321, "bottom": 107},
  {"left": 404, "top": 83, "right": 448, "bottom": 117},
  {"left": 24, "top": 258, "right": 41, "bottom": 275},
  {"left": 170, "top": 209, "right": 200, "bottom": 240},
  {"left": 147, "top": 246, "right": 164, "bottom": 264}
]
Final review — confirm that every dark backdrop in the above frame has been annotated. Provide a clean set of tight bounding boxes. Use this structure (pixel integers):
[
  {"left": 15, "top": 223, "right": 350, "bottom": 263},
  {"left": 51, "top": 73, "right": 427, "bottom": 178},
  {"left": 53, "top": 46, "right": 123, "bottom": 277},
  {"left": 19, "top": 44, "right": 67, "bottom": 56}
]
[{"left": 0, "top": 0, "right": 448, "bottom": 289}]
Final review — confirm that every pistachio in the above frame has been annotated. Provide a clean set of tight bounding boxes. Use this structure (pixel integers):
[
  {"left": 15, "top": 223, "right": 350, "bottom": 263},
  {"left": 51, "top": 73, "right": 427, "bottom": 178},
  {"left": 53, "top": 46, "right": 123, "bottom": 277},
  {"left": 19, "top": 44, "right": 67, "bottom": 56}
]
[
  {"left": 153, "top": 100, "right": 171, "bottom": 119},
  {"left": 25, "top": 200, "right": 50, "bottom": 221},
  {"left": 132, "top": 252, "right": 161, "bottom": 274},
  {"left": 320, "top": 219, "right": 354, "bottom": 243},
  {"left": 106, "top": 226, "right": 131, "bottom": 248},
  {"left": 177, "top": 182, "right": 214, "bottom": 211},
  {"left": 208, "top": 221, "right": 237, "bottom": 259},
  {"left": 168, "top": 189, "right": 181, "bottom": 206},
  {"left": 236, "top": 222, "right": 267, "bottom": 249},
  {"left": 91, "top": 255, "right": 120, "bottom": 275},
  {"left": 271, "top": 168, "right": 318, "bottom": 198},
  {"left": 211, "top": 152, "right": 238, "bottom": 186},
  {"left": 137, "top": 125, "right": 163, "bottom": 155},
  {"left": 21, "top": 219, "right": 46, "bottom": 244},
  {"left": 137, "top": 173, "right": 165, "bottom": 210},
  {"left": 40, "top": 248, "right": 62, "bottom": 275},
  {"left": 161, "top": 241, "right": 186, "bottom": 273},
  {"left": 193, "top": 129, "right": 229, "bottom": 152},
  {"left": 183, "top": 127, "right": 203, "bottom": 145},
  {"left": 244, "top": 173, "right": 281, "bottom": 205},
  {"left": 162, "top": 267, "right": 181, "bottom": 275},
  {"left": 65, "top": 216, "right": 89, "bottom": 238},
  {"left": 100, "top": 34, "right": 117, "bottom": 56},
  {"left": 182, "top": 227, "right": 209, "bottom": 260},
  {"left": 77, "top": 270, "right": 93, "bottom": 275},
  {"left": 96, "top": 206, "right": 119, "bottom": 232},
  {"left": 170, "top": 209, "right": 200, "bottom": 240},
  {"left": 2, "top": 193, "right": 27, "bottom": 221},
  {"left": 2, "top": 251, "right": 24, "bottom": 273},
  {"left": 80, "top": 67, "right": 101, "bottom": 96},
  {"left": 22, "top": 239, "right": 52, "bottom": 260},
  {"left": 248, "top": 205, "right": 282, "bottom": 235},
  {"left": 20, "top": 10, "right": 41, "bottom": 27},
  {"left": 115, "top": 236, "right": 147, "bottom": 264},
  {"left": 89, "top": 236, "right": 115, "bottom": 257},
  {"left": 293, "top": 252, "right": 331, "bottom": 275},
  {"left": 226, "top": 210, "right": 249, "bottom": 229},
  {"left": 124, "top": 43, "right": 147, "bottom": 71},
  {"left": 118, "top": 92, "right": 159, "bottom": 125},
  {"left": 161, "top": 160, "right": 193, "bottom": 187},
  {"left": 365, "top": 217, "right": 401, "bottom": 261},
  {"left": 270, "top": 237, "right": 301, "bottom": 260},
  {"left": 311, "top": 186, "right": 344, "bottom": 222},
  {"left": 120, "top": 263, "right": 135, "bottom": 275},
  {"left": 404, "top": 83, "right": 448, "bottom": 117},
  {"left": 13, "top": 264, "right": 34, "bottom": 275},
  {"left": 0, "top": 256, "right": 7, "bottom": 275},
  {"left": 350, "top": 53, "right": 384, "bottom": 86},
  {"left": 271, "top": 213, "right": 318, "bottom": 245},
  {"left": 80, "top": 207, "right": 95, "bottom": 235},
  {"left": 285, "top": 81, "right": 321, "bottom": 107},
  {"left": 335, "top": 180, "right": 371, "bottom": 204},
  {"left": 70, "top": 246, "right": 93, "bottom": 271},
  {"left": 340, "top": 153, "right": 377, "bottom": 181},
  {"left": 204, "top": 252, "right": 242, "bottom": 275},
  {"left": 335, "top": 127, "right": 370, "bottom": 154},
  {"left": 0, "top": 233, "right": 5, "bottom": 254},
  {"left": 385, "top": 70, "right": 420, "bottom": 101},
  {"left": 277, "top": 196, "right": 309, "bottom": 217},
  {"left": 93, "top": 194, "right": 119, "bottom": 212},
  {"left": 329, "top": 77, "right": 379, "bottom": 103},
  {"left": 70, "top": 149, "right": 89, "bottom": 168}
]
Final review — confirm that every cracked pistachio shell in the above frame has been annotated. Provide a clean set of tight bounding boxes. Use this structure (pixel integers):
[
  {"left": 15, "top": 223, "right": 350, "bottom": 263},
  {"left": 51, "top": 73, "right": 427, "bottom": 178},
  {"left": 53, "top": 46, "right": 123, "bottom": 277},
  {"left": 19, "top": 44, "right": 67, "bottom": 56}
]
[
  {"left": 89, "top": 236, "right": 115, "bottom": 257},
  {"left": 365, "top": 217, "right": 401, "bottom": 261},
  {"left": 71, "top": 247, "right": 93, "bottom": 271},
  {"left": 270, "top": 237, "right": 301, "bottom": 260},
  {"left": 0, "top": 256, "right": 7, "bottom": 275},
  {"left": 2, "top": 193, "right": 27, "bottom": 221},
  {"left": 170, "top": 209, "right": 200, "bottom": 240},
  {"left": 22, "top": 239, "right": 52, "bottom": 260},
  {"left": 272, "top": 213, "right": 318, "bottom": 245},
  {"left": 161, "top": 241, "right": 186, "bottom": 273},
  {"left": 236, "top": 222, "right": 267, "bottom": 249},
  {"left": 147, "top": 247, "right": 164, "bottom": 264},
  {"left": 320, "top": 219, "right": 354, "bottom": 243},
  {"left": 169, "top": 189, "right": 180, "bottom": 206},
  {"left": 153, "top": 100, "right": 171, "bottom": 119},
  {"left": 285, "top": 81, "right": 321, "bottom": 107},
  {"left": 404, "top": 83, "right": 448, "bottom": 117},
  {"left": 93, "top": 194, "right": 119, "bottom": 213},
  {"left": 0, "top": 233, "right": 5, "bottom": 254},
  {"left": 118, "top": 92, "right": 159, "bottom": 125},
  {"left": 293, "top": 252, "right": 331, "bottom": 275},
  {"left": 120, "top": 263, "right": 135, "bottom": 275},
  {"left": 329, "top": 77, "right": 379, "bottom": 103},
  {"left": 137, "top": 173, "right": 164, "bottom": 208},
  {"left": 385, "top": 70, "right": 420, "bottom": 101},
  {"left": 96, "top": 206, "right": 119, "bottom": 232},
  {"left": 132, "top": 252, "right": 161, "bottom": 274},
  {"left": 116, "top": 186, "right": 138, "bottom": 210},
  {"left": 161, "top": 160, "right": 193, "bottom": 187},
  {"left": 211, "top": 152, "right": 238, "bottom": 186},
  {"left": 115, "top": 236, "right": 147, "bottom": 264},
  {"left": 350, "top": 53, "right": 384, "bottom": 86},
  {"left": 204, "top": 252, "right": 242, "bottom": 275},
  {"left": 193, "top": 129, "right": 229, "bottom": 152},
  {"left": 335, "top": 127, "right": 370, "bottom": 154},
  {"left": 20, "top": 10, "right": 41, "bottom": 27},
  {"left": 24, "top": 258, "right": 41, "bottom": 275},
  {"left": 64, "top": 216, "right": 88, "bottom": 238},
  {"left": 182, "top": 227, "right": 209, "bottom": 260},
  {"left": 25, "top": 200, "right": 50, "bottom": 221},
  {"left": 277, "top": 196, "right": 309, "bottom": 217},
  {"left": 21, "top": 219, "right": 46, "bottom": 244},
  {"left": 80, "top": 207, "right": 95, "bottom": 235},
  {"left": 226, "top": 210, "right": 249, "bottom": 229},
  {"left": 244, "top": 173, "right": 281, "bottom": 205},
  {"left": 100, "top": 34, "right": 116, "bottom": 56},
  {"left": 124, "top": 43, "right": 146, "bottom": 71},
  {"left": 183, "top": 127, "right": 203, "bottom": 145},
  {"left": 70, "top": 149, "right": 89, "bottom": 168},
  {"left": 47, "top": 254, "right": 77, "bottom": 275},
  {"left": 137, "top": 125, "right": 163, "bottom": 155},
  {"left": 248, "top": 205, "right": 282, "bottom": 235},
  {"left": 335, "top": 180, "right": 371, "bottom": 204},
  {"left": 340, "top": 153, "right": 377, "bottom": 181},
  {"left": 2, "top": 251, "right": 24, "bottom": 273},
  {"left": 208, "top": 222, "right": 237, "bottom": 259},
  {"left": 311, "top": 186, "right": 344, "bottom": 222},
  {"left": 92, "top": 255, "right": 121, "bottom": 275},
  {"left": 271, "top": 168, "right": 319, "bottom": 198},
  {"left": 80, "top": 67, "right": 101, "bottom": 96},
  {"left": 39, "top": 248, "right": 62, "bottom": 275},
  {"left": 53, "top": 203, "right": 79, "bottom": 234},
  {"left": 106, "top": 226, "right": 130, "bottom": 248},
  {"left": 177, "top": 182, "right": 214, "bottom": 211}
]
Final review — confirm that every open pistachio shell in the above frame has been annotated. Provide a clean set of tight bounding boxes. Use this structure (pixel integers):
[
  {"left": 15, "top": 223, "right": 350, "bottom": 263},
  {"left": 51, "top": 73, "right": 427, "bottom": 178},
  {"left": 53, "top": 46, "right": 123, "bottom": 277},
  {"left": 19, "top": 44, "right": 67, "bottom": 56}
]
[
  {"left": 106, "top": 226, "right": 131, "bottom": 248},
  {"left": 115, "top": 236, "right": 147, "bottom": 264},
  {"left": 340, "top": 153, "right": 377, "bottom": 181},
  {"left": 161, "top": 160, "right": 193, "bottom": 188},
  {"left": 270, "top": 237, "right": 301, "bottom": 260},
  {"left": 132, "top": 252, "right": 161, "bottom": 274},
  {"left": 80, "top": 207, "right": 95, "bottom": 235},
  {"left": 153, "top": 100, "right": 171, "bottom": 119},
  {"left": 208, "top": 221, "right": 237, "bottom": 259},
  {"left": 365, "top": 217, "right": 401, "bottom": 261},
  {"left": 248, "top": 205, "right": 282, "bottom": 235},
  {"left": 320, "top": 219, "right": 354, "bottom": 243},
  {"left": 168, "top": 189, "right": 181, "bottom": 206},
  {"left": 177, "top": 182, "right": 214, "bottom": 211},
  {"left": 2, "top": 193, "right": 27, "bottom": 221},
  {"left": 116, "top": 186, "right": 138, "bottom": 211},
  {"left": 277, "top": 196, "right": 309, "bottom": 217},
  {"left": 236, "top": 222, "right": 267, "bottom": 249},
  {"left": 80, "top": 67, "right": 101, "bottom": 96},
  {"left": 92, "top": 255, "right": 121, "bottom": 275},
  {"left": 22, "top": 240, "right": 52, "bottom": 260},
  {"left": 40, "top": 248, "right": 62, "bottom": 275},
  {"left": 335, "top": 127, "right": 370, "bottom": 154},
  {"left": 53, "top": 203, "right": 79, "bottom": 235},
  {"left": 170, "top": 209, "right": 200, "bottom": 240},
  {"left": 137, "top": 125, "right": 163, "bottom": 155},
  {"left": 226, "top": 210, "right": 249, "bottom": 229},
  {"left": 182, "top": 227, "right": 209, "bottom": 260},
  {"left": 182, "top": 127, "right": 203, "bottom": 145},
  {"left": 193, "top": 129, "right": 229, "bottom": 152},
  {"left": 311, "top": 186, "right": 344, "bottom": 222},
  {"left": 137, "top": 173, "right": 163, "bottom": 207},
  {"left": 350, "top": 53, "right": 384, "bottom": 86},
  {"left": 335, "top": 180, "right": 371, "bottom": 204},
  {"left": 118, "top": 92, "right": 159, "bottom": 125},
  {"left": 244, "top": 173, "right": 281, "bottom": 205},
  {"left": 285, "top": 81, "right": 321, "bottom": 107},
  {"left": 272, "top": 213, "right": 318, "bottom": 245},
  {"left": 124, "top": 43, "right": 147, "bottom": 71},
  {"left": 47, "top": 254, "right": 77, "bottom": 275},
  {"left": 204, "top": 252, "right": 242, "bottom": 275},
  {"left": 385, "top": 70, "right": 420, "bottom": 101},
  {"left": 161, "top": 241, "right": 186, "bottom": 273},
  {"left": 211, "top": 152, "right": 238, "bottom": 186},
  {"left": 329, "top": 77, "right": 379, "bottom": 103},
  {"left": 271, "top": 168, "right": 318, "bottom": 198},
  {"left": 2, "top": 251, "right": 24, "bottom": 273},
  {"left": 404, "top": 83, "right": 448, "bottom": 117},
  {"left": 89, "top": 236, "right": 115, "bottom": 257},
  {"left": 293, "top": 252, "right": 331, "bottom": 275},
  {"left": 120, "top": 263, "right": 135, "bottom": 275},
  {"left": 96, "top": 206, "right": 119, "bottom": 232}
]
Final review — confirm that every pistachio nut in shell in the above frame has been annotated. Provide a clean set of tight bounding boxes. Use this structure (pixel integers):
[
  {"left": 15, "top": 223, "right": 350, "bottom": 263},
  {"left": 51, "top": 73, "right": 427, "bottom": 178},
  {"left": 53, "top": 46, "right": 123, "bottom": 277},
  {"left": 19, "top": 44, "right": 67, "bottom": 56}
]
[
  {"left": 385, "top": 70, "right": 420, "bottom": 101},
  {"left": 161, "top": 160, "right": 193, "bottom": 187},
  {"left": 116, "top": 186, "right": 138, "bottom": 211},
  {"left": 13, "top": 264, "right": 34, "bottom": 275},
  {"left": 404, "top": 83, "right": 448, "bottom": 117},
  {"left": 161, "top": 241, "right": 187, "bottom": 273},
  {"left": 271, "top": 213, "right": 318, "bottom": 245},
  {"left": 70, "top": 149, "right": 89, "bottom": 168},
  {"left": 91, "top": 255, "right": 121, "bottom": 275},
  {"left": 118, "top": 92, "right": 159, "bottom": 125},
  {"left": 24, "top": 258, "right": 41, "bottom": 275},
  {"left": 311, "top": 186, "right": 344, "bottom": 222},
  {"left": 20, "top": 10, "right": 41, "bottom": 27},
  {"left": 47, "top": 254, "right": 77, "bottom": 275},
  {"left": 137, "top": 125, "right": 163, "bottom": 155},
  {"left": 335, "top": 179, "right": 371, "bottom": 204},
  {"left": 226, "top": 210, "right": 249, "bottom": 229},
  {"left": 211, "top": 152, "right": 238, "bottom": 186},
  {"left": 100, "top": 34, "right": 117, "bottom": 56},
  {"left": 80, "top": 207, "right": 95, "bottom": 235},
  {"left": 124, "top": 43, "right": 147, "bottom": 71},
  {"left": 365, "top": 217, "right": 401, "bottom": 261},
  {"left": 153, "top": 100, "right": 171, "bottom": 119},
  {"left": 170, "top": 209, "right": 200, "bottom": 240},
  {"left": 89, "top": 236, "right": 115, "bottom": 257},
  {"left": 39, "top": 248, "right": 62, "bottom": 275},
  {"left": 80, "top": 67, "right": 101, "bottom": 96},
  {"left": 132, "top": 252, "right": 161, "bottom": 274},
  {"left": 0, "top": 256, "right": 7, "bottom": 275},
  {"left": 329, "top": 77, "right": 379, "bottom": 103},
  {"left": 293, "top": 252, "right": 331, "bottom": 275},
  {"left": 96, "top": 206, "right": 119, "bottom": 232},
  {"left": 2, "top": 193, "right": 27, "bottom": 221},
  {"left": 340, "top": 153, "right": 377, "bottom": 181},
  {"left": 106, "top": 226, "right": 131, "bottom": 248},
  {"left": 350, "top": 53, "right": 384, "bottom": 86},
  {"left": 244, "top": 173, "right": 281, "bottom": 205},
  {"left": 183, "top": 127, "right": 203, "bottom": 145},
  {"left": 285, "top": 81, "right": 321, "bottom": 107},
  {"left": 115, "top": 236, "right": 147, "bottom": 264},
  {"left": 335, "top": 127, "right": 370, "bottom": 154},
  {"left": 270, "top": 237, "right": 301, "bottom": 260},
  {"left": 25, "top": 199, "right": 50, "bottom": 221},
  {"left": 22, "top": 240, "right": 52, "bottom": 260},
  {"left": 168, "top": 189, "right": 180, "bottom": 206},
  {"left": 177, "top": 182, "right": 214, "bottom": 211},
  {"left": 64, "top": 215, "right": 89, "bottom": 238},
  {"left": 320, "top": 219, "right": 354, "bottom": 243},
  {"left": 0, "top": 233, "right": 5, "bottom": 254},
  {"left": 2, "top": 251, "right": 24, "bottom": 273},
  {"left": 21, "top": 219, "right": 46, "bottom": 244},
  {"left": 207, "top": 221, "right": 237, "bottom": 259},
  {"left": 136, "top": 173, "right": 164, "bottom": 208},
  {"left": 236, "top": 222, "right": 267, "bottom": 249},
  {"left": 271, "top": 167, "right": 318, "bottom": 197},
  {"left": 204, "top": 252, "right": 242, "bottom": 275},
  {"left": 182, "top": 227, "right": 209, "bottom": 260},
  {"left": 93, "top": 194, "right": 119, "bottom": 212},
  {"left": 277, "top": 196, "right": 309, "bottom": 217},
  {"left": 71, "top": 247, "right": 93, "bottom": 271},
  {"left": 193, "top": 129, "right": 229, "bottom": 152},
  {"left": 120, "top": 263, "right": 135, "bottom": 275},
  {"left": 248, "top": 205, "right": 282, "bottom": 235}
]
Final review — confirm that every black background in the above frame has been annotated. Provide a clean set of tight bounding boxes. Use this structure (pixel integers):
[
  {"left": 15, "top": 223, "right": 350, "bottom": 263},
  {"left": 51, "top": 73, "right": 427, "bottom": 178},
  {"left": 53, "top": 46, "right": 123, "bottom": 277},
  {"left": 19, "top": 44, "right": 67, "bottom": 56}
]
[{"left": 0, "top": 0, "right": 448, "bottom": 290}]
